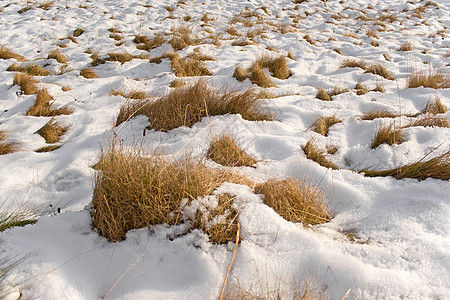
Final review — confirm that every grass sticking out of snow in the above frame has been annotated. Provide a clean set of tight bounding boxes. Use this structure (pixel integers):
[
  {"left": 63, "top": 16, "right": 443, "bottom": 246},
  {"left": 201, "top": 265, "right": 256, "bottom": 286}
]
[
  {"left": 316, "top": 88, "right": 331, "bottom": 101},
  {"left": 364, "top": 64, "right": 394, "bottom": 80},
  {"left": 361, "top": 109, "right": 400, "bottom": 120},
  {"left": 0, "top": 46, "right": 27, "bottom": 61},
  {"left": 48, "top": 49, "right": 69, "bottom": 64},
  {"left": 302, "top": 140, "right": 339, "bottom": 170},
  {"left": 422, "top": 97, "right": 448, "bottom": 115},
  {"left": 37, "top": 119, "right": 68, "bottom": 144},
  {"left": 169, "top": 52, "right": 212, "bottom": 77},
  {"left": 310, "top": 116, "right": 341, "bottom": 136},
  {"left": 0, "top": 130, "right": 21, "bottom": 155},
  {"left": 254, "top": 178, "right": 332, "bottom": 226},
  {"left": 407, "top": 116, "right": 449, "bottom": 128},
  {"left": 371, "top": 124, "right": 404, "bottom": 149},
  {"left": 110, "top": 89, "right": 149, "bottom": 99},
  {"left": 7, "top": 63, "right": 51, "bottom": 76},
  {"left": 80, "top": 68, "right": 98, "bottom": 79},
  {"left": 407, "top": 68, "right": 450, "bottom": 89},
  {"left": 13, "top": 73, "right": 38, "bottom": 95},
  {"left": 207, "top": 134, "right": 257, "bottom": 167},
  {"left": 340, "top": 59, "right": 366, "bottom": 69},
  {"left": 26, "top": 89, "right": 73, "bottom": 117}
]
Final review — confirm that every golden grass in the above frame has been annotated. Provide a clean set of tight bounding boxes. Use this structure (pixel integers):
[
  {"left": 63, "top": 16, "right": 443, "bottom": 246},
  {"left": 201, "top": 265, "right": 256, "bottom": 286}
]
[
  {"left": 421, "top": 97, "right": 448, "bottom": 114},
  {"left": 35, "top": 144, "right": 62, "bottom": 153},
  {"left": 249, "top": 63, "right": 275, "bottom": 88},
  {"left": 407, "top": 68, "right": 450, "bottom": 89},
  {"left": 0, "top": 130, "right": 21, "bottom": 155},
  {"left": 170, "top": 79, "right": 186, "bottom": 88},
  {"left": 398, "top": 42, "right": 413, "bottom": 51},
  {"left": 115, "top": 80, "right": 274, "bottom": 130},
  {"left": 361, "top": 151, "right": 450, "bottom": 181},
  {"left": 361, "top": 109, "right": 399, "bottom": 120},
  {"left": 316, "top": 88, "right": 331, "bottom": 101},
  {"left": 355, "top": 82, "right": 369, "bottom": 95},
  {"left": 226, "top": 26, "right": 240, "bottom": 36},
  {"left": 302, "top": 140, "right": 339, "bottom": 170},
  {"left": 37, "top": 119, "right": 68, "bottom": 143},
  {"left": 371, "top": 124, "right": 404, "bottom": 148},
  {"left": 109, "top": 33, "right": 124, "bottom": 41},
  {"left": 372, "top": 83, "right": 385, "bottom": 93},
  {"left": 107, "top": 52, "right": 134, "bottom": 64},
  {"left": 73, "top": 28, "right": 85, "bottom": 37},
  {"left": 333, "top": 48, "right": 343, "bottom": 55},
  {"left": 135, "top": 34, "right": 166, "bottom": 51},
  {"left": 370, "top": 39, "right": 380, "bottom": 47},
  {"left": 169, "top": 52, "right": 212, "bottom": 77},
  {"left": 251, "top": 55, "right": 291, "bottom": 80},
  {"left": 13, "top": 73, "right": 38, "bottom": 95},
  {"left": 7, "top": 63, "right": 51, "bottom": 76},
  {"left": 0, "top": 209, "right": 36, "bottom": 232},
  {"left": 207, "top": 134, "right": 257, "bottom": 167},
  {"left": 254, "top": 178, "right": 332, "bottom": 226},
  {"left": 17, "top": 5, "right": 33, "bottom": 14},
  {"left": 169, "top": 26, "right": 197, "bottom": 51},
  {"left": 80, "top": 68, "right": 98, "bottom": 79},
  {"left": 367, "top": 29, "right": 379, "bottom": 39},
  {"left": 26, "top": 89, "right": 73, "bottom": 117},
  {"left": 91, "top": 144, "right": 252, "bottom": 241},
  {"left": 91, "top": 52, "right": 106, "bottom": 67},
  {"left": 0, "top": 47, "right": 27, "bottom": 61},
  {"left": 110, "top": 89, "right": 149, "bottom": 99},
  {"left": 408, "top": 116, "right": 449, "bottom": 128},
  {"left": 364, "top": 64, "right": 394, "bottom": 80},
  {"left": 233, "top": 65, "right": 248, "bottom": 82},
  {"left": 48, "top": 49, "right": 69, "bottom": 64},
  {"left": 340, "top": 59, "right": 367, "bottom": 69},
  {"left": 311, "top": 116, "right": 341, "bottom": 136},
  {"left": 329, "top": 86, "right": 349, "bottom": 96}
]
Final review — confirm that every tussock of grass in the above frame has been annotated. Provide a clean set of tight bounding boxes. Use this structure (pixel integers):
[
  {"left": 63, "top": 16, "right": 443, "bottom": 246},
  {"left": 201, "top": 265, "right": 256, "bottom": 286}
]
[
  {"left": 13, "top": 73, "right": 38, "bottom": 95},
  {"left": 109, "top": 33, "right": 124, "bottom": 41},
  {"left": 250, "top": 55, "right": 291, "bottom": 80},
  {"left": 370, "top": 39, "right": 379, "bottom": 47},
  {"left": 91, "top": 145, "right": 252, "bottom": 241},
  {"left": 254, "top": 178, "right": 332, "bottom": 225},
  {"left": 407, "top": 68, "right": 450, "bottom": 89},
  {"left": 116, "top": 80, "right": 274, "bottom": 131},
  {"left": 361, "top": 151, "right": 450, "bottom": 181},
  {"left": 367, "top": 29, "right": 379, "bottom": 39},
  {"left": 170, "top": 79, "right": 186, "bottom": 88},
  {"left": 408, "top": 116, "right": 449, "bottom": 128},
  {"left": 372, "top": 83, "right": 385, "bottom": 93},
  {"left": 226, "top": 26, "right": 240, "bottom": 36},
  {"left": 48, "top": 49, "right": 69, "bottom": 64},
  {"left": 169, "top": 26, "right": 197, "bottom": 51},
  {"left": 73, "top": 28, "right": 85, "bottom": 37},
  {"left": 26, "top": 89, "right": 73, "bottom": 116},
  {"left": 7, "top": 63, "right": 51, "bottom": 76},
  {"left": 37, "top": 119, "right": 68, "bottom": 143},
  {"left": 302, "top": 140, "right": 339, "bottom": 170},
  {"left": 91, "top": 52, "right": 106, "bottom": 67},
  {"left": 110, "top": 89, "right": 149, "bottom": 99},
  {"left": 0, "top": 130, "right": 21, "bottom": 155},
  {"left": 35, "top": 144, "right": 62, "bottom": 152},
  {"left": 355, "top": 82, "right": 369, "bottom": 95},
  {"left": 80, "top": 68, "right": 98, "bottom": 79},
  {"left": 135, "top": 34, "right": 166, "bottom": 51},
  {"left": 249, "top": 63, "right": 275, "bottom": 88},
  {"left": 340, "top": 59, "right": 366, "bottom": 69},
  {"left": 232, "top": 38, "right": 254, "bottom": 47},
  {"left": 0, "top": 210, "right": 36, "bottom": 232},
  {"left": 107, "top": 52, "right": 134, "bottom": 64},
  {"left": 422, "top": 97, "right": 448, "bottom": 114},
  {"left": 233, "top": 65, "right": 248, "bottom": 82},
  {"left": 333, "top": 48, "right": 343, "bottom": 55},
  {"left": 207, "top": 134, "right": 257, "bottom": 167},
  {"left": 377, "top": 14, "right": 398, "bottom": 23},
  {"left": 0, "top": 47, "right": 27, "bottom": 61},
  {"left": 364, "top": 64, "right": 394, "bottom": 80},
  {"left": 361, "top": 109, "right": 399, "bottom": 120},
  {"left": 398, "top": 42, "right": 413, "bottom": 51},
  {"left": 311, "top": 116, "right": 341, "bottom": 136},
  {"left": 329, "top": 86, "right": 349, "bottom": 96},
  {"left": 316, "top": 88, "right": 331, "bottom": 101},
  {"left": 169, "top": 52, "right": 212, "bottom": 77},
  {"left": 371, "top": 124, "right": 404, "bottom": 148}
]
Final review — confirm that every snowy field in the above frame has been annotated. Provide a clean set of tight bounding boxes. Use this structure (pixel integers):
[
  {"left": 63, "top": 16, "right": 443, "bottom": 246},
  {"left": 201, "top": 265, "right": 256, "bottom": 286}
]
[{"left": 0, "top": 0, "right": 449, "bottom": 299}]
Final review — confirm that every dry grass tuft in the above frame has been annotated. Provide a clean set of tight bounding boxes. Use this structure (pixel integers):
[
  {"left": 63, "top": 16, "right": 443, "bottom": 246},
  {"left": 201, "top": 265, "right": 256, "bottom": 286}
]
[
  {"left": 355, "top": 82, "right": 369, "bottom": 95},
  {"left": 0, "top": 209, "right": 36, "bottom": 232},
  {"left": 371, "top": 124, "right": 404, "bottom": 148},
  {"left": 207, "top": 134, "right": 257, "bottom": 167},
  {"left": 340, "top": 59, "right": 367, "bottom": 69},
  {"left": 7, "top": 63, "right": 51, "bottom": 76},
  {"left": 421, "top": 97, "right": 448, "bottom": 114},
  {"left": 407, "top": 68, "right": 450, "bottom": 89},
  {"left": 333, "top": 48, "right": 343, "bottom": 55},
  {"left": 80, "top": 68, "right": 98, "bottom": 79},
  {"left": 0, "top": 47, "right": 27, "bottom": 62},
  {"left": 365, "top": 64, "right": 394, "bottom": 80},
  {"left": 367, "top": 29, "right": 379, "bottom": 39},
  {"left": 170, "top": 79, "right": 186, "bottom": 88},
  {"left": 398, "top": 42, "right": 413, "bottom": 51},
  {"left": 370, "top": 39, "right": 380, "bottom": 47},
  {"left": 91, "top": 52, "right": 106, "bottom": 67},
  {"left": 408, "top": 116, "right": 449, "bottom": 128},
  {"left": 311, "top": 116, "right": 341, "bottom": 136},
  {"left": 249, "top": 63, "right": 275, "bottom": 88},
  {"left": 37, "top": 119, "right": 68, "bottom": 143},
  {"left": 361, "top": 109, "right": 399, "bottom": 120},
  {"left": 73, "top": 28, "right": 85, "bottom": 37},
  {"left": 316, "top": 88, "right": 331, "bottom": 101},
  {"left": 35, "top": 145, "right": 62, "bottom": 152},
  {"left": 26, "top": 88, "right": 72, "bottom": 116},
  {"left": 169, "top": 52, "right": 212, "bottom": 77},
  {"left": 13, "top": 73, "right": 38, "bottom": 95},
  {"left": 0, "top": 130, "right": 21, "bottom": 155},
  {"left": 233, "top": 65, "right": 248, "bottom": 82},
  {"left": 48, "top": 49, "right": 69, "bottom": 64},
  {"left": 91, "top": 144, "right": 252, "bottom": 241},
  {"left": 115, "top": 80, "right": 274, "bottom": 130},
  {"left": 254, "top": 178, "right": 332, "bottom": 225},
  {"left": 107, "top": 52, "right": 135, "bottom": 64},
  {"left": 110, "top": 89, "right": 149, "bottom": 100},
  {"left": 135, "top": 34, "right": 166, "bottom": 51},
  {"left": 169, "top": 26, "right": 197, "bottom": 51},
  {"left": 329, "top": 86, "right": 349, "bottom": 96},
  {"left": 302, "top": 140, "right": 339, "bottom": 170},
  {"left": 362, "top": 151, "right": 450, "bottom": 181},
  {"left": 251, "top": 55, "right": 291, "bottom": 80}
]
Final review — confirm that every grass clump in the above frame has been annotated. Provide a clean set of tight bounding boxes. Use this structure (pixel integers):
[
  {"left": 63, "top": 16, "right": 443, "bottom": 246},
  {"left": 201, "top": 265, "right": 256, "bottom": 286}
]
[
  {"left": 37, "top": 119, "right": 68, "bottom": 143},
  {"left": 252, "top": 55, "right": 291, "bottom": 80},
  {"left": 110, "top": 89, "right": 149, "bottom": 100},
  {"left": 249, "top": 63, "right": 275, "bottom": 88},
  {"left": 408, "top": 116, "right": 449, "bottom": 128},
  {"left": 398, "top": 42, "right": 413, "bottom": 51},
  {"left": 340, "top": 59, "right": 366, "bottom": 69},
  {"left": 169, "top": 26, "right": 197, "bottom": 51},
  {"left": 0, "top": 46, "right": 27, "bottom": 61},
  {"left": 207, "top": 134, "right": 257, "bottom": 167},
  {"left": 371, "top": 124, "right": 404, "bottom": 148},
  {"left": 116, "top": 80, "right": 274, "bottom": 131},
  {"left": 26, "top": 89, "right": 72, "bottom": 116},
  {"left": 361, "top": 109, "right": 399, "bottom": 120},
  {"left": 35, "top": 144, "right": 62, "bottom": 152},
  {"left": 73, "top": 28, "right": 85, "bottom": 37},
  {"left": 421, "top": 97, "right": 448, "bottom": 114},
  {"left": 365, "top": 64, "right": 394, "bottom": 80},
  {"left": 233, "top": 65, "right": 248, "bottom": 82},
  {"left": 310, "top": 116, "right": 341, "bottom": 136},
  {"left": 169, "top": 52, "right": 212, "bottom": 77},
  {"left": 302, "top": 140, "right": 339, "bottom": 170},
  {"left": 91, "top": 144, "right": 252, "bottom": 241},
  {"left": 170, "top": 79, "right": 186, "bottom": 88},
  {"left": 0, "top": 130, "right": 21, "bottom": 155},
  {"left": 361, "top": 151, "right": 450, "bottom": 181},
  {"left": 0, "top": 210, "right": 36, "bottom": 232},
  {"left": 135, "top": 34, "right": 166, "bottom": 51},
  {"left": 407, "top": 68, "right": 450, "bottom": 89},
  {"left": 80, "top": 68, "right": 98, "bottom": 79},
  {"left": 355, "top": 82, "right": 369, "bottom": 95},
  {"left": 7, "top": 63, "right": 51, "bottom": 76},
  {"left": 316, "top": 88, "right": 331, "bottom": 101},
  {"left": 13, "top": 73, "right": 38, "bottom": 95},
  {"left": 48, "top": 49, "right": 69, "bottom": 64},
  {"left": 254, "top": 178, "right": 332, "bottom": 226},
  {"left": 107, "top": 52, "right": 134, "bottom": 64}
]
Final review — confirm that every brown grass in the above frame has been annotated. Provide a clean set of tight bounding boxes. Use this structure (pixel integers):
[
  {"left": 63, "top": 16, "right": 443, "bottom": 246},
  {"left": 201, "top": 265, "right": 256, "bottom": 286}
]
[
  {"left": 329, "top": 86, "right": 349, "bottom": 97},
  {"left": 249, "top": 63, "right": 275, "bottom": 88},
  {"left": 310, "top": 116, "right": 341, "bottom": 136},
  {"left": 333, "top": 48, "right": 343, "bottom": 55},
  {"left": 169, "top": 26, "right": 197, "bottom": 51},
  {"left": 26, "top": 89, "right": 73, "bottom": 116},
  {"left": 254, "top": 178, "right": 332, "bottom": 226},
  {"left": 251, "top": 55, "right": 291, "bottom": 80},
  {"left": 0, "top": 130, "right": 21, "bottom": 155},
  {"left": 207, "top": 134, "right": 257, "bottom": 167},
  {"left": 371, "top": 124, "right": 404, "bottom": 148},
  {"left": 7, "top": 63, "right": 51, "bottom": 76},
  {"left": 115, "top": 80, "right": 274, "bottom": 130},
  {"left": 135, "top": 34, "right": 166, "bottom": 51},
  {"left": 80, "top": 68, "right": 98, "bottom": 79},
  {"left": 407, "top": 68, "right": 450, "bottom": 89},
  {"left": 361, "top": 109, "right": 399, "bottom": 120},
  {"left": 110, "top": 89, "right": 149, "bottom": 100},
  {"left": 91, "top": 144, "right": 252, "bottom": 241},
  {"left": 340, "top": 59, "right": 366, "bottom": 69},
  {"left": 398, "top": 42, "right": 413, "bottom": 51},
  {"left": 13, "top": 73, "right": 38, "bottom": 95},
  {"left": 73, "top": 28, "right": 85, "bottom": 37},
  {"left": 233, "top": 65, "right": 248, "bottom": 82},
  {"left": 107, "top": 52, "right": 135, "bottom": 64},
  {"left": 355, "top": 82, "right": 369, "bottom": 95},
  {"left": 361, "top": 151, "right": 450, "bottom": 181},
  {"left": 367, "top": 29, "right": 379, "bottom": 39},
  {"left": 408, "top": 116, "right": 449, "bottom": 128},
  {"left": 316, "top": 88, "right": 331, "bottom": 101},
  {"left": 91, "top": 52, "right": 106, "bottom": 67},
  {"left": 35, "top": 145, "right": 62, "bottom": 153},
  {"left": 0, "top": 47, "right": 27, "bottom": 62},
  {"left": 37, "top": 119, "right": 68, "bottom": 143},
  {"left": 48, "top": 49, "right": 69, "bottom": 64},
  {"left": 370, "top": 39, "right": 380, "bottom": 47},
  {"left": 170, "top": 79, "right": 186, "bottom": 88},
  {"left": 365, "top": 64, "right": 394, "bottom": 80},
  {"left": 109, "top": 33, "right": 124, "bottom": 41},
  {"left": 372, "top": 83, "right": 385, "bottom": 93},
  {"left": 302, "top": 140, "right": 339, "bottom": 170},
  {"left": 169, "top": 52, "right": 212, "bottom": 77},
  {"left": 421, "top": 97, "right": 448, "bottom": 114}
]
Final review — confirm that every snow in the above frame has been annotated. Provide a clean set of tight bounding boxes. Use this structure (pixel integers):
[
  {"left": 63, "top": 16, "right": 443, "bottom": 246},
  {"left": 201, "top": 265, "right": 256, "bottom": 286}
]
[{"left": 0, "top": 0, "right": 449, "bottom": 299}]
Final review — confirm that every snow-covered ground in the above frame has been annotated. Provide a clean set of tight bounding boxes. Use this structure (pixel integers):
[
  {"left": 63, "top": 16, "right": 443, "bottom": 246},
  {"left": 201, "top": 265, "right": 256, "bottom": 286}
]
[{"left": 0, "top": 0, "right": 449, "bottom": 299}]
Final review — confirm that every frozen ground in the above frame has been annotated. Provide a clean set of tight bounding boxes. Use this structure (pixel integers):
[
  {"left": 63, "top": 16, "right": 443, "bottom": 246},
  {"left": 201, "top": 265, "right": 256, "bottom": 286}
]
[{"left": 0, "top": 0, "right": 449, "bottom": 299}]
